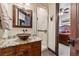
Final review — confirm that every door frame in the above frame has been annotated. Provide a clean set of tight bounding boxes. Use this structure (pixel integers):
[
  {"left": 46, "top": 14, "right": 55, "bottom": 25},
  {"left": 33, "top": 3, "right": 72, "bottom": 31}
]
[
  {"left": 36, "top": 4, "right": 59, "bottom": 56},
  {"left": 47, "top": 3, "right": 59, "bottom": 56},
  {"left": 56, "top": 3, "right": 76, "bottom": 55},
  {"left": 55, "top": 3, "right": 59, "bottom": 56},
  {"left": 70, "top": 3, "right": 79, "bottom": 56}
]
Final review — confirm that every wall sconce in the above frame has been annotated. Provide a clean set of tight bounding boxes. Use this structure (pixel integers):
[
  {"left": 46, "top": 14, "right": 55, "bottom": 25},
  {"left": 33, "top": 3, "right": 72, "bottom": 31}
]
[
  {"left": 59, "top": 8, "right": 64, "bottom": 16},
  {"left": 59, "top": 8, "right": 69, "bottom": 16}
]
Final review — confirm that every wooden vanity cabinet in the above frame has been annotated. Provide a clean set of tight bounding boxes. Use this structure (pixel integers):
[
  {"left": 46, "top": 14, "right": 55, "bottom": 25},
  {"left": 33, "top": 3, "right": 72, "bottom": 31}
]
[
  {"left": 59, "top": 33, "right": 70, "bottom": 46},
  {"left": 0, "top": 41, "right": 41, "bottom": 56}
]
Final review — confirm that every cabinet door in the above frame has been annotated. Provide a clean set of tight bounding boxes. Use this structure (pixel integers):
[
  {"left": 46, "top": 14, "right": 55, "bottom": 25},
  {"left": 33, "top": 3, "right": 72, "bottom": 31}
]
[
  {"left": 16, "top": 44, "right": 31, "bottom": 56},
  {"left": 31, "top": 41, "right": 41, "bottom": 56}
]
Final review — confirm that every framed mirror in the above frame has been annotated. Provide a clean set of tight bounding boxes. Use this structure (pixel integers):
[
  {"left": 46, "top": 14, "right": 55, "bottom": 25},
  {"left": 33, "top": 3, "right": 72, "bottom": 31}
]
[{"left": 13, "top": 5, "right": 32, "bottom": 28}]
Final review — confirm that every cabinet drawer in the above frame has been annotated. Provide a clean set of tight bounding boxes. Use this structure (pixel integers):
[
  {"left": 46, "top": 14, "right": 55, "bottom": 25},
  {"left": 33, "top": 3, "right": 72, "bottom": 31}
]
[
  {"left": 16, "top": 44, "right": 31, "bottom": 51},
  {"left": 16, "top": 44, "right": 31, "bottom": 56},
  {"left": 0, "top": 47, "right": 15, "bottom": 56},
  {"left": 32, "top": 46, "right": 41, "bottom": 51}
]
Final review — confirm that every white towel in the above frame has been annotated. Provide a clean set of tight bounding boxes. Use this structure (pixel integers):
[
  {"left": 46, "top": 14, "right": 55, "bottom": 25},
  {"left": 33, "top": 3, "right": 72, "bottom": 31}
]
[{"left": 0, "top": 3, "right": 11, "bottom": 30}]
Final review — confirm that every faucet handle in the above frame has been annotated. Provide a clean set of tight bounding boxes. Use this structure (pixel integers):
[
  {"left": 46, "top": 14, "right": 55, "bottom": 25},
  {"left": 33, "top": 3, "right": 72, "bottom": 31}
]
[
  {"left": 22, "top": 29, "right": 25, "bottom": 33},
  {"left": 25, "top": 29, "right": 27, "bottom": 31},
  {"left": 22, "top": 29, "right": 27, "bottom": 33}
]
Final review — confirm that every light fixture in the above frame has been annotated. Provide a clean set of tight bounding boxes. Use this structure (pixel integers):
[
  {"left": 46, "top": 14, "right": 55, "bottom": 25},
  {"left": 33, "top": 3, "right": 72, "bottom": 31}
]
[
  {"left": 59, "top": 8, "right": 64, "bottom": 16},
  {"left": 58, "top": 12, "right": 64, "bottom": 16}
]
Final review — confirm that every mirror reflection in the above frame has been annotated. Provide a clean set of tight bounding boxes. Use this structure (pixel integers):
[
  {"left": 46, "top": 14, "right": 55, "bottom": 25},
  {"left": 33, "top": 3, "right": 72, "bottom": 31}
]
[{"left": 13, "top": 5, "right": 32, "bottom": 28}]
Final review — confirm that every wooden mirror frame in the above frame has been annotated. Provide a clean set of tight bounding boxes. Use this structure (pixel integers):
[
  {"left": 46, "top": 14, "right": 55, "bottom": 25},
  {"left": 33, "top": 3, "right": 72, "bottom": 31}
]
[{"left": 13, "top": 5, "right": 32, "bottom": 28}]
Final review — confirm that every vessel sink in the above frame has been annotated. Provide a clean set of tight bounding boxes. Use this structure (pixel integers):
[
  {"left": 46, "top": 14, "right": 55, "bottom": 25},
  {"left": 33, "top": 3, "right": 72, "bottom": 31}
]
[{"left": 17, "top": 33, "right": 31, "bottom": 40}]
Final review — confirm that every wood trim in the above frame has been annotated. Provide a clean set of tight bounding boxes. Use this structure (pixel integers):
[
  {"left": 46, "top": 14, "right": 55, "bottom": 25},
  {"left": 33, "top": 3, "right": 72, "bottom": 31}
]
[
  {"left": 48, "top": 48, "right": 56, "bottom": 55},
  {"left": 76, "top": 3, "right": 79, "bottom": 38},
  {"left": 55, "top": 3, "right": 59, "bottom": 56},
  {"left": 70, "top": 3, "right": 79, "bottom": 56},
  {"left": 13, "top": 5, "right": 16, "bottom": 27},
  {"left": 70, "top": 3, "right": 77, "bottom": 38}
]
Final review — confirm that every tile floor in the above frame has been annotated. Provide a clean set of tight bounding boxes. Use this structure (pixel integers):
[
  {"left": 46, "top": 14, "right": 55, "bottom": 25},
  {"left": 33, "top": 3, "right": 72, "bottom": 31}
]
[
  {"left": 42, "top": 44, "right": 70, "bottom": 56},
  {"left": 42, "top": 49, "right": 56, "bottom": 56}
]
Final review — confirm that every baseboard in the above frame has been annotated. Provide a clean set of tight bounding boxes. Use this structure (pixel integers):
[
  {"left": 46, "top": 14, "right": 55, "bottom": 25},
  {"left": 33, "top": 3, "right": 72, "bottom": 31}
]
[{"left": 48, "top": 47, "right": 57, "bottom": 56}]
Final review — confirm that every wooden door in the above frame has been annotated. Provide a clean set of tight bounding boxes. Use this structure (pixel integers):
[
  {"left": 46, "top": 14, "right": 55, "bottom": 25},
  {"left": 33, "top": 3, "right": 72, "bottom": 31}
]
[{"left": 70, "top": 3, "right": 79, "bottom": 56}]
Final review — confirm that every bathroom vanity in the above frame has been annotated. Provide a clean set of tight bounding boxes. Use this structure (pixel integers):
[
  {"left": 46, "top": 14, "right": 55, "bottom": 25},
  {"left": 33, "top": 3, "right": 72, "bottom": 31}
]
[
  {"left": 59, "top": 33, "right": 70, "bottom": 46},
  {"left": 0, "top": 37, "right": 41, "bottom": 56}
]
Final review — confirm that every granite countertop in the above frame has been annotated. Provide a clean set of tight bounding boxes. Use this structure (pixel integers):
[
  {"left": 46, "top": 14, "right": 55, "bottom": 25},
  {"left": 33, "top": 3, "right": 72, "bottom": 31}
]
[{"left": 0, "top": 36, "right": 41, "bottom": 48}]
